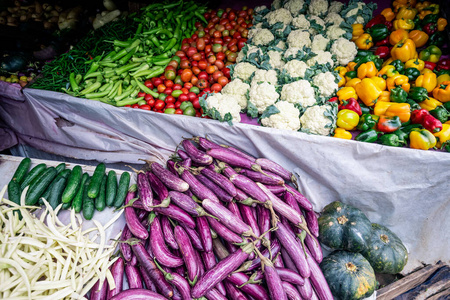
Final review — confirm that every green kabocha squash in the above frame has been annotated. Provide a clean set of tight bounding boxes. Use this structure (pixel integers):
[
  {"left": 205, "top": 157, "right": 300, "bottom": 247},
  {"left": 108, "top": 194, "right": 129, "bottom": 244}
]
[
  {"left": 320, "top": 250, "right": 377, "bottom": 300},
  {"left": 318, "top": 201, "right": 372, "bottom": 252},
  {"left": 361, "top": 223, "right": 408, "bottom": 274}
]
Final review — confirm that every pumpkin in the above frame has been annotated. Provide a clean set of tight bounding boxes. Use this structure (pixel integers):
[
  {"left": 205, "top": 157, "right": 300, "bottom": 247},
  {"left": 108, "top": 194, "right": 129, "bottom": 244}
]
[
  {"left": 361, "top": 223, "right": 408, "bottom": 274},
  {"left": 320, "top": 250, "right": 377, "bottom": 300},
  {"left": 318, "top": 201, "right": 372, "bottom": 252}
]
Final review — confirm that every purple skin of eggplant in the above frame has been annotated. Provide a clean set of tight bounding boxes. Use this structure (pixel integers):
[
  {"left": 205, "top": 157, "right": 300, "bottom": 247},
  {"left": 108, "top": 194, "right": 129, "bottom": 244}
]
[
  {"left": 305, "top": 247, "right": 334, "bottom": 300},
  {"left": 109, "top": 289, "right": 168, "bottom": 300},
  {"left": 273, "top": 253, "right": 285, "bottom": 268},
  {"left": 225, "top": 241, "right": 239, "bottom": 254},
  {"left": 154, "top": 203, "right": 196, "bottom": 229},
  {"left": 191, "top": 242, "right": 255, "bottom": 298},
  {"left": 197, "top": 216, "right": 213, "bottom": 252},
  {"left": 239, "top": 204, "right": 261, "bottom": 251},
  {"left": 194, "top": 248, "right": 205, "bottom": 277},
  {"left": 161, "top": 216, "right": 179, "bottom": 250},
  {"left": 207, "top": 216, "right": 243, "bottom": 244},
  {"left": 132, "top": 242, "right": 174, "bottom": 298},
  {"left": 201, "top": 250, "right": 217, "bottom": 270},
  {"left": 181, "top": 223, "right": 205, "bottom": 251},
  {"left": 262, "top": 258, "right": 288, "bottom": 300},
  {"left": 196, "top": 173, "right": 233, "bottom": 202},
  {"left": 294, "top": 226, "right": 323, "bottom": 264},
  {"left": 168, "top": 272, "right": 193, "bottom": 300},
  {"left": 150, "top": 217, "right": 184, "bottom": 268},
  {"left": 167, "top": 160, "right": 179, "bottom": 177},
  {"left": 224, "top": 280, "right": 250, "bottom": 300},
  {"left": 150, "top": 161, "right": 189, "bottom": 192},
  {"left": 275, "top": 222, "right": 311, "bottom": 279},
  {"left": 124, "top": 186, "right": 149, "bottom": 240},
  {"left": 125, "top": 264, "right": 143, "bottom": 289},
  {"left": 283, "top": 189, "right": 301, "bottom": 214},
  {"left": 173, "top": 264, "right": 186, "bottom": 277},
  {"left": 222, "top": 164, "right": 238, "bottom": 178},
  {"left": 119, "top": 225, "right": 133, "bottom": 262},
  {"left": 297, "top": 277, "right": 313, "bottom": 300},
  {"left": 200, "top": 167, "right": 237, "bottom": 197},
  {"left": 227, "top": 272, "right": 270, "bottom": 300},
  {"left": 276, "top": 268, "right": 305, "bottom": 286},
  {"left": 256, "top": 205, "right": 271, "bottom": 241},
  {"left": 202, "top": 198, "right": 253, "bottom": 237},
  {"left": 229, "top": 174, "right": 269, "bottom": 204},
  {"left": 129, "top": 253, "right": 138, "bottom": 266},
  {"left": 207, "top": 148, "right": 260, "bottom": 170},
  {"left": 284, "top": 184, "right": 313, "bottom": 212},
  {"left": 90, "top": 278, "right": 108, "bottom": 300},
  {"left": 136, "top": 172, "right": 154, "bottom": 211},
  {"left": 239, "top": 169, "right": 285, "bottom": 186},
  {"left": 255, "top": 158, "right": 294, "bottom": 183},
  {"left": 282, "top": 281, "right": 303, "bottom": 300},
  {"left": 107, "top": 257, "right": 125, "bottom": 299},
  {"left": 147, "top": 171, "right": 169, "bottom": 203},
  {"left": 304, "top": 209, "right": 319, "bottom": 238},
  {"left": 174, "top": 225, "right": 199, "bottom": 285},
  {"left": 212, "top": 237, "right": 230, "bottom": 260},
  {"left": 205, "top": 288, "right": 228, "bottom": 300},
  {"left": 194, "top": 136, "right": 223, "bottom": 150},
  {"left": 182, "top": 139, "right": 213, "bottom": 165},
  {"left": 227, "top": 201, "right": 243, "bottom": 221},
  {"left": 265, "top": 185, "right": 287, "bottom": 195},
  {"left": 139, "top": 265, "right": 157, "bottom": 292},
  {"left": 219, "top": 145, "right": 256, "bottom": 162},
  {"left": 168, "top": 191, "right": 212, "bottom": 218},
  {"left": 177, "top": 149, "right": 190, "bottom": 160},
  {"left": 247, "top": 239, "right": 281, "bottom": 272},
  {"left": 234, "top": 187, "right": 258, "bottom": 207},
  {"left": 179, "top": 167, "right": 220, "bottom": 203}
]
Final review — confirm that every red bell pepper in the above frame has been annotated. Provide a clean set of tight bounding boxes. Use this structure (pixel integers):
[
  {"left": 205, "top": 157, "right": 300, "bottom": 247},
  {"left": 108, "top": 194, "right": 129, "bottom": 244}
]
[
  {"left": 339, "top": 97, "right": 362, "bottom": 115},
  {"left": 328, "top": 96, "right": 339, "bottom": 104},
  {"left": 377, "top": 116, "right": 402, "bottom": 133},
  {"left": 384, "top": 20, "right": 393, "bottom": 31},
  {"left": 375, "top": 46, "right": 390, "bottom": 59},
  {"left": 411, "top": 109, "right": 442, "bottom": 132},
  {"left": 423, "top": 23, "right": 437, "bottom": 36},
  {"left": 365, "top": 14, "right": 386, "bottom": 29},
  {"left": 375, "top": 37, "right": 389, "bottom": 47},
  {"left": 436, "top": 59, "right": 450, "bottom": 71},
  {"left": 424, "top": 61, "right": 436, "bottom": 71}
]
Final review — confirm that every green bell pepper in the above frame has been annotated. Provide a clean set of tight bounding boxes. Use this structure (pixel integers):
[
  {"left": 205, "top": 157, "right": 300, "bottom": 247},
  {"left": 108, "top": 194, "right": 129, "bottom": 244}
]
[
  {"left": 355, "top": 54, "right": 383, "bottom": 71},
  {"left": 419, "top": 45, "right": 442, "bottom": 62},
  {"left": 356, "top": 50, "right": 373, "bottom": 57},
  {"left": 412, "top": 15, "right": 422, "bottom": 31},
  {"left": 403, "top": 67, "right": 421, "bottom": 81},
  {"left": 429, "top": 32, "right": 445, "bottom": 47},
  {"left": 356, "top": 114, "right": 378, "bottom": 131},
  {"left": 408, "top": 87, "right": 429, "bottom": 102},
  {"left": 355, "top": 129, "right": 379, "bottom": 143},
  {"left": 390, "top": 59, "right": 405, "bottom": 73},
  {"left": 436, "top": 69, "right": 450, "bottom": 77},
  {"left": 422, "top": 13, "right": 439, "bottom": 25},
  {"left": 359, "top": 102, "right": 371, "bottom": 114},
  {"left": 405, "top": 98, "right": 422, "bottom": 111},
  {"left": 346, "top": 70, "right": 357, "bottom": 79},
  {"left": 390, "top": 86, "right": 408, "bottom": 103},
  {"left": 379, "top": 133, "right": 406, "bottom": 147},
  {"left": 429, "top": 106, "right": 450, "bottom": 123},
  {"left": 443, "top": 102, "right": 450, "bottom": 111},
  {"left": 367, "top": 24, "right": 389, "bottom": 42}
]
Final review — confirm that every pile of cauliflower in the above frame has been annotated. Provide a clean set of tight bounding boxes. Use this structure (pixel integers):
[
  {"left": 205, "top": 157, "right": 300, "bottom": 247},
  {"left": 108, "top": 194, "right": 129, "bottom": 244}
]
[{"left": 200, "top": 0, "right": 376, "bottom": 136}]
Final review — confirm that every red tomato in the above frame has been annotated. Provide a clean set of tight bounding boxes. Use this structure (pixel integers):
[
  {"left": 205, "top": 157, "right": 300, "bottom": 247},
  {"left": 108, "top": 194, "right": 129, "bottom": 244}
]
[
  {"left": 177, "top": 69, "right": 184, "bottom": 76},
  {"left": 205, "top": 45, "right": 212, "bottom": 54},
  {"left": 180, "top": 59, "right": 191, "bottom": 69},
  {"left": 198, "top": 71, "right": 208, "bottom": 80},
  {"left": 179, "top": 94, "right": 189, "bottom": 102},
  {"left": 196, "top": 38, "right": 205, "bottom": 51},
  {"left": 132, "top": 104, "right": 139, "bottom": 109},
  {"left": 192, "top": 66, "right": 201, "bottom": 75},
  {"left": 124, "top": 105, "right": 131, "bottom": 107},
  {"left": 181, "top": 87, "right": 190, "bottom": 94},
  {"left": 216, "top": 52, "right": 226, "bottom": 61},
  {"left": 188, "top": 92, "right": 197, "bottom": 101},
  {"left": 191, "top": 34, "right": 198, "bottom": 41},
  {"left": 154, "top": 100, "right": 165, "bottom": 110},
  {"left": 219, "top": 18, "right": 228, "bottom": 26},
  {"left": 175, "top": 109, "right": 183, "bottom": 115},
  {"left": 212, "top": 70, "right": 224, "bottom": 81},
  {"left": 192, "top": 53, "right": 202, "bottom": 61},
  {"left": 138, "top": 92, "right": 146, "bottom": 98},
  {"left": 181, "top": 69, "right": 193, "bottom": 83},
  {"left": 181, "top": 43, "right": 190, "bottom": 52},
  {"left": 191, "top": 60, "right": 199, "bottom": 67},
  {"left": 144, "top": 80, "right": 153, "bottom": 88},
  {"left": 195, "top": 111, "right": 202, "bottom": 118},
  {"left": 222, "top": 67, "right": 230, "bottom": 78},
  {"left": 203, "top": 87, "right": 212, "bottom": 93},
  {"left": 213, "top": 30, "right": 222, "bottom": 38},
  {"left": 144, "top": 94, "right": 154, "bottom": 101},
  {"left": 215, "top": 60, "right": 225, "bottom": 70},
  {"left": 165, "top": 95, "right": 175, "bottom": 104},
  {"left": 164, "top": 80, "right": 174, "bottom": 88},
  {"left": 206, "top": 65, "right": 216, "bottom": 74},
  {"left": 228, "top": 12, "right": 236, "bottom": 20},
  {"left": 192, "top": 99, "right": 201, "bottom": 109},
  {"left": 225, "top": 23, "right": 233, "bottom": 31},
  {"left": 191, "top": 75, "right": 198, "bottom": 86},
  {"left": 211, "top": 16, "right": 220, "bottom": 23},
  {"left": 217, "top": 76, "right": 229, "bottom": 86},
  {"left": 165, "top": 65, "right": 175, "bottom": 72},
  {"left": 173, "top": 84, "right": 182, "bottom": 90},
  {"left": 197, "top": 79, "right": 209, "bottom": 89},
  {"left": 213, "top": 38, "right": 224, "bottom": 45},
  {"left": 228, "top": 45, "right": 238, "bottom": 53},
  {"left": 157, "top": 84, "right": 166, "bottom": 93},
  {"left": 168, "top": 60, "right": 179, "bottom": 69},
  {"left": 186, "top": 47, "right": 198, "bottom": 57},
  {"left": 164, "top": 69, "right": 176, "bottom": 81},
  {"left": 147, "top": 99, "right": 155, "bottom": 107},
  {"left": 140, "top": 104, "right": 151, "bottom": 110},
  {"left": 152, "top": 77, "right": 163, "bottom": 86},
  {"left": 165, "top": 103, "right": 175, "bottom": 109},
  {"left": 198, "top": 60, "right": 208, "bottom": 70},
  {"left": 207, "top": 54, "right": 216, "bottom": 64},
  {"left": 175, "top": 50, "right": 186, "bottom": 58}
]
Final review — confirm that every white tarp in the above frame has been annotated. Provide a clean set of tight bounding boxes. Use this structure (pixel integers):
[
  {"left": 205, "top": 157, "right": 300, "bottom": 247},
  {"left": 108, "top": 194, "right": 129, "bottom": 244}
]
[{"left": 0, "top": 85, "right": 449, "bottom": 274}]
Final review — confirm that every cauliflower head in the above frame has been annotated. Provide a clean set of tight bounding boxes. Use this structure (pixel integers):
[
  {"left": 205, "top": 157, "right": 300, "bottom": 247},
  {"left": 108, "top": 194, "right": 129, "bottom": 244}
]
[
  {"left": 268, "top": 50, "right": 286, "bottom": 69},
  {"left": 275, "top": 40, "right": 287, "bottom": 50},
  {"left": 330, "top": 38, "right": 358, "bottom": 65},
  {"left": 283, "top": 60, "right": 309, "bottom": 78},
  {"left": 324, "top": 12, "right": 344, "bottom": 25},
  {"left": 300, "top": 104, "right": 336, "bottom": 135},
  {"left": 283, "top": 0, "right": 306, "bottom": 16},
  {"left": 311, "top": 34, "right": 330, "bottom": 52},
  {"left": 265, "top": 8, "right": 293, "bottom": 26},
  {"left": 312, "top": 72, "right": 338, "bottom": 98},
  {"left": 280, "top": 80, "right": 316, "bottom": 107},
  {"left": 284, "top": 47, "right": 303, "bottom": 60},
  {"left": 236, "top": 45, "right": 263, "bottom": 63},
  {"left": 308, "top": 15, "right": 326, "bottom": 35},
  {"left": 261, "top": 101, "right": 301, "bottom": 131},
  {"left": 307, "top": 50, "right": 334, "bottom": 68},
  {"left": 272, "top": 0, "right": 283, "bottom": 10},
  {"left": 248, "top": 82, "right": 280, "bottom": 113},
  {"left": 326, "top": 25, "right": 347, "bottom": 40},
  {"left": 252, "top": 69, "right": 278, "bottom": 86},
  {"left": 205, "top": 93, "right": 242, "bottom": 124},
  {"left": 252, "top": 28, "right": 275, "bottom": 46},
  {"left": 287, "top": 29, "right": 311, "bottom": 49},
  {"left": 308, "top": 0, "right": 329, "bottom": 16},
  {"left": 328, "top": 1, "right": 344, "bottom": 14},
  {"left": 221, "top": 78, "right": 250, "bottom": 110},
  {"left": 291, "top": 14, "right": 310, "bottom": 30},
  {"left": 233, "top": 62, "right": 258, "bottom": 82}
]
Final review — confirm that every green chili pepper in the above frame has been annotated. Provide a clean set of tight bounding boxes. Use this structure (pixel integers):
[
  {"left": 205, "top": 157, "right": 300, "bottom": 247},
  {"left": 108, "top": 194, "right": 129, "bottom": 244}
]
[
  {"left": 355, "top": 129, "right": 379, "bottom": 143},
  {"left": 69, "top": 73, "right": 79, "bottom": 92},
  {"left": 134, "top": 79, "right": 159, "bottom": 98},
  {"left": 80, "top": 82, "right": 102, "bottom": 95}
]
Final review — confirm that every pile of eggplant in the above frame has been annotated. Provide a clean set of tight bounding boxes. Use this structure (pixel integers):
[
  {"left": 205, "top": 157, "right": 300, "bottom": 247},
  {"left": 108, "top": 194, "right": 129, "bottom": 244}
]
[{"left": 91, "top": 136, "right": 333, "bottom": 300}]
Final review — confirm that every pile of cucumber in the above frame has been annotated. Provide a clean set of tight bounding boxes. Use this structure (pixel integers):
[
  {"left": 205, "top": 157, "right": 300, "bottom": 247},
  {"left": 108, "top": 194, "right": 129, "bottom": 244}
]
[{"left": 7, "top": 158, "right": 131, "bottom": 220}]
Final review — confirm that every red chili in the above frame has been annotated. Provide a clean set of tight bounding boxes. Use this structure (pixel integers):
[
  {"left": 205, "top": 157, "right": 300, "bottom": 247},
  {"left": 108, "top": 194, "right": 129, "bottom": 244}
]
[{"left": 328, "top": 96, "right": 339, "bottom": 104}]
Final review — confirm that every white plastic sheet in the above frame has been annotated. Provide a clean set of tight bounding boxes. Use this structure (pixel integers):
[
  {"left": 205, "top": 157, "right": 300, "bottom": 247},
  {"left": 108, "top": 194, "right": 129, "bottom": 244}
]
[{"left": 0, "top": 86, "right": 449, "bottom": 274}]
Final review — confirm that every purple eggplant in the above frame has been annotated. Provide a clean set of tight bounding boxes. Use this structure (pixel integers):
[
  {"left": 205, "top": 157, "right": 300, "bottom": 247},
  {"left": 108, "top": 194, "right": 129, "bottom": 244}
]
[
  {"left": 174, "top": 225, "right": 199, "bottom": 284},
  {"left": 305, "top": 247, "right": 333, "bottom": 300},
  {"left": 304, "top": 209, "right": 319, "bottom": 238},
  {"left": 197, "top": 216, "right": 213, "bottom": 252},
  {"left": 205, "top": 288, "right": 228, "bottom": 300},
  {"left": 181, "top": 223, "right": 205, "bottom": 251},
  {"left": 167, "top": 160, "right": 179, "bottom": 177},
  {"left": 207, "top": 148, "right": 262, "bottom": 171},
  {"left": 226, "top": 241, "right": 239, "bottom": 254},
  {"left": 173, "top": 264, "right": 186, "bottom": 277},
  {"left": 191, "top": 242, "right": 255, "bottom": 298},
  {"left": 227, "top": 201, "right": 243, "bottom": 221},
  {"left": 207, "top": 217, "right": 243, "bottom": 244},
  {"left": 212, "top": 237, "right": 230, "bottom": 260},
  {"left": 297, "top": 277, "right": 313, "bottom": 300},
  {"left": 255, "top": 158, "right": 295, "bottom": 183},
  {"left": 194, "top": 248, "right": 205, "bottom": 277},
  {"left": 147, "top": 171, "right": 170, "bottom": 205},
  {"left": 178, "top": 166, "right": 220, "bottom": 203},
  {"left": 240, "top": 204, "right": 260, "bottom": 238},
  {"left": 154, "top": 203, "right": 196, "bottom": 229},
  {"left": 247, "top": 239, "right": 281, "bottom": 272},
  {"left": 196, "top": 173, "right": 233, "bottom": 202},
  {"left": 281, "top": 248, "right": 298, "bottom": 273},
  {"left": 226, "top": 272, "right": 270, "bottom": 300},
  {"left": 136, "top": 171, "right": 154, "bottom": 211},
  {"left": 200, "top": 167, "right": 237, "bottom": 197},
  {"left": 295, "top": 226, "right": 323, "bottom": 264},
  {"left": 284, "top": 184, "right": 313, "bottom": 212},
  {"left": 282, "top": 281, "right": 302, "bottom": 300},
  {"left": 257, "top": 251, "right": 288, "bottom": 300},
  {"left": 149, "top": 161, "right": 189, "bottom": 192},
  {"left": 129, "top": 253, "right": 138, "bottom": 266},
  {"left": 154, "top": 260, "right": 192, "bottom": 300},
  {"left": 124, "top": 185, "right": 148, "bottom": 240},
  {"left": 276, "top": 268, "right": 305, "bottom": 286},
  {"left": 139, "top": 265, "right": 158, "bottom": 292},
  {"left": 90, "top": 278, "right": 108, "bottom": 300},
  {"left": 125, "top": 264, "right": 143, "bottom": 289},
  {"left": 109, "top": 289, "right": 168, "bottom": 300},
  {"left": 222, "top": 163, "right": 238, "bottom": 178},
  {"left": 119, "top": 225, "right": 133, "bottom": 262},
  {"left": 177, "top": 149, "right": 190, "bottom": 160},
  {"left": 193, "top": 136, "right": 223, "bottom": 150},
  {"left": 201, "top": 250, "right": 217, "bottom": 270},
  {"left": 224, "top": 280, "right": 250, "bottom": 300},
  {"left": 150, "top": 217, "right": 184, "bottom": 268},
  {"left": 256, "top": 205, "right": 271, "bottom": 241},
  {"left": 265, "top": 184, "right": 287, "bottom": 195},
  {"left": 219, "top": 144, "right": 256, "bottom": 162},
  {"left": 229, "top": 174, "right": 269, "bottom": 203},
  {"left": 168, "top": 191, "right": 212, "bottom": 218},
  {"left": 239, "top": 169, "right": 284, "bottom": 186},
  {"left": 234, "top": 187, "right": 259, "bottom": 207},
  {"left": 107, "top": 257, "right": 124, "bottom": 299},
  {"left": 182, "top": 139, "right": 213, "bottom": 165},
  {"left": 161, "top": 216, "right": 179, "bottom": 250},
  {"left": 273, "top": 253, "right": 285, "bottom": 268}
]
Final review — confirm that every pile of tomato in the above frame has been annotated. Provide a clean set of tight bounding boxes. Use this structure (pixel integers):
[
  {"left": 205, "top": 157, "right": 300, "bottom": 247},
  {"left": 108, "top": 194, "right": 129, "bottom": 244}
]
[{"left": 127, "top": 7, "right": 253, "bottom": 115}]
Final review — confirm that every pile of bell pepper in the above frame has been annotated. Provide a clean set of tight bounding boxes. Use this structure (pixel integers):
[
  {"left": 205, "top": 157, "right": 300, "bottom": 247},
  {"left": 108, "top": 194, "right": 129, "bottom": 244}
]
[{"left": 332, "top": 0, "right": 450, "bottom": 151}]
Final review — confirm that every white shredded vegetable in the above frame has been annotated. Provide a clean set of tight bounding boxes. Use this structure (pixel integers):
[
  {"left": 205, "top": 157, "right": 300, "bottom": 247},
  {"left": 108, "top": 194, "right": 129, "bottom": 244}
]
[{"left": 0, "top": 185, "right": 122, "bottom": 300}]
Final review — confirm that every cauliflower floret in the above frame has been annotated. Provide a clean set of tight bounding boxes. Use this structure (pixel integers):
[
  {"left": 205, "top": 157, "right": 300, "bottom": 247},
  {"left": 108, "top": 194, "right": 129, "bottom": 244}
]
[
  {"left": 353, "top": 16, "right": 365, "bottom": 24},
  {"left": 308, "top": 0, "right": 328, "bottom": 16},
  {"left": 307, "top": 50, "right": 334, "bottom": 68},
  {"left": 308, "top": 15, "right": 326, "bottom": 35},
  {"left": 283, "top": 47, "right": 303, "bottom": 60},
  {"left": 254, "top": 5, "right": 268, "bottom": 14},
  {"left": 343, "top": 2, "right": 368, "bottom": 24},
  {"left": 251, "top": 69, "right": 278, "bottom": 86},
  {"left": 283, "top": 0, "right": 306, "bottom": 16},
  {"left": 265, "top": 8, "right": 293, "bottom": 26},
  {"left": 287, "top": 30, "right": 311, "bottom": 49},
  {"left": 236, "top": 45, "right": 263, "bottom": 63},
  {"left": 312, "top": 72, "right": 338, "bottom": 98},
  {"left": 233, "top": 62, "right": 258, "bottom": 82},
  {"left": 283, "top": 60, "right": 309, "bottom": 78},
  {"left": 328, "top": 1, "right": 344, "bottom": 14},
  {"left": 272, "top": 0, "right": 283, "bottom": 9},
  {"left": 248, "top": 26, "right": 262, "bottom": 40},
  {"left": 261, "top": 101, "right": 301, "bottom": 131},
  {"left": 311, "top": 34, "right": 330, "bottom": 52},
  {"left": 324, "top": 12, "right": 344, "bottom": 25},
  {"left": 268, "top": 50, "right": 286, "bottom": 69},
  {"left": 205, "top": 93, "right": 242, "bottom": 124},
  {"left": 221, "top": 78, "right": 250, "bottom": 110},
  {"left": 248, "top": 82, "right": 280, "bottom": 113},
  {"left": 291, "top": 14, "right": 310, "bottom": 30},
  {"left": 280, "top": 80, "right": 316, "bottom": 107},
  {"left": 330, "top": 38, "right": 358, "bottom": 65},
  {"left": 275, "top": 40, "right": 287, "bottom": 50},
  {"left": 326, "top": 24, "right": 347, "bottom": 40},
  {"left": 252, "top": 28, "right": 275, "bottom": 46},
  {"left": 300, "top": 104, "right": 336, "bottom": 135}
]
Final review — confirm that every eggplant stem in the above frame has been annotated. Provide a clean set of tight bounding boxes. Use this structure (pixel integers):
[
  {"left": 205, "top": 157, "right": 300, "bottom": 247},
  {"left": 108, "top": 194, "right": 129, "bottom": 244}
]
[
  {"left": 114, "top": 197, "right": 139, "bottom": 211},
  {"left": 125, "top": 164, "right": 142, "bottom": 174},
  {"left": 237, "top": 271, "right": 262, "bottom": 288},
  {"left": 148, "top": 197, "right": 171, "bottom": 208},
  {"left": 263, "top": 201, "right": 280, "bottom": 227},
  {"left": 232, "top": 260, "right": 252, "bottom": 274},
  {"left": 188, "top": 274, "right": 198, "bottom": 286}
]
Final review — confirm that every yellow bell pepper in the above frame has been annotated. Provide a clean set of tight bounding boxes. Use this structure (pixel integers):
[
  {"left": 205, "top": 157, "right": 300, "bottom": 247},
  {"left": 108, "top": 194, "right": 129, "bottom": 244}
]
[
  {"left": 391, "top": 39, "right": 416, "bottom": 63},
  {"left": 389, "top": 29, "right": 409, "bottom": 46},
  {"left": 378, "top": 90, "right": 391, "bottom": 102},
  {"left": 334, "top": 128, "right": 353, "bottom": 140},
  {"left": 374, "top": 102, "right": 411, "bottom": 122},
  {"left": 415, "top": 72, "right": 437, "bottom": 93},
  {"left": 370, "top": 76, "right": 387, "bottom": 91},
  {"left": 355, "top": 78, "right": 382, "bottom": 107},
  {"left": 355, "top": 33, "right": 374, "bottom": 50},
  {"left": 408, "top": 30, "right": 428, "bottom": 48},
  {"left": 382, "top": 58, "right": 395, "bottom": 68},
  {"left": 377, "top": 65, "right": 399, "bottom": 78},
  {"left": 415, "top": 1, "right": 431, "bottom": 12},
  {"left": 381, "top": 8, "right": 395, "bottom": 22},
  {"left": 419, "top": 97, "right": 442, "bottom": 111},
  {"left": 393, "top": 0, "right": 417, "bottom": 12},
  {"left": 432, "top": 81, "right": 450, "bottom": 103},
  {"left": 345, "top": 78, "right": 362, "bottom": 89},
  {"left": 386, "top": 74, "right": 410, "bottom": 93},
  {"left": 418, "top": 9, "right": 432, "bottom": 20},
  {"left": 404, "top": 58, "right": 425, "bottom": 71},
  {"left": 393, "top": 18, "right": 415, "bottom": 31},
  {"left": 437, "top": 18, "right": 447, "bottom": 31},
  {"left": 346, "top": 61, "right": 357, "bottom": 72},
  {"left": 335, "top": 66, "right": 347, "bottom": 87},
  {"left": 337, "top": 109, "right": 360, "bottom": 130},
  {"left": 434, "top": 124, "right": 450, "bottom": 148},
  {"left": 421, "top": 68, "right": 434, "bottom": 74},
  {"left": 409, "top": 129, "right": 437, "bottom": 150},
  {"left": 437, "top": 74, "right": 450, "bottom": 86},
  {"left": 357, "top": 61, "right": 378, "bottom": 79},
  {"left": 337, "top": 86, "right": 358, "bottom": 101},
  {"left": 351, "top": 24, "right": 364, "bottom": 41},
  {"left": 396, "top": 6, "right": 418, "bottom": 19}
]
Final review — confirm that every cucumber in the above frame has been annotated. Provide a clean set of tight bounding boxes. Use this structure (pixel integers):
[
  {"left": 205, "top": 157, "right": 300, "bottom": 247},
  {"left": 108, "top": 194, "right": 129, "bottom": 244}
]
[
  {"left": 95, "top": 174, "right": 107, "bottom": 212},
  {"left": 12, "top": 157, "right": 31, "bottom": 184},
  {"left": 72, "top": 173, "right": 89, "bottom": 213},
  {"left": 25, "top": 167, "right": 57, "bottom": 205},
  {"left": 47, "top": 175, "right": 69, "bottom": 210},
  {"left": 62, "top": 165, "right": 82, "bottom": 204},
  {"left": 55, "top": 163, "right": 66, "bottom": 173},
  {"left": 40, "top": 169, "right": 71, "bottom": 205},
  {"left": 106, "top": 170, "right": 118, "bottom": 207},
  {"left": 7, "top": 179, "right": 21, "bottom": 205},
  {"left": 87, "top": 163, "right": 106, "bottom": 199},
  {"left": 114, "top": 171, "right": 131, "bottom": 208},
  {"left": 82, "top": 192, "right": 95, "bottom": 220},
  {"left": 62, "top": 202, "right": 72, "bottom": 210},
  {"left": 20, "top": 163, "right": 46, "bottom": 190}
]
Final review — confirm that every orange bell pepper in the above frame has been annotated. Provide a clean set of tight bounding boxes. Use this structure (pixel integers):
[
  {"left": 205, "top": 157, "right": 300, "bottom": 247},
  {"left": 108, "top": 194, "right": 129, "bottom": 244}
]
[
  {"left": 355, "top": 33, "right": 374, "bottom": 50},
  {"left": 389, "top": 29, "right": 409, "bottom": 45},
  {"left": 391, "top": 39, "right": 416, "bottom": 62},
  {"left": 437, "top": 18, "right": 447, "bottom": 31},
  {"left": 352, "top": 24, "right": 365, "bottom": 41},
  {"left": 408, "top": 30, "right": 429, "bottom": 48},
  {"left": 396, "top": 6, "right": 418, "bottom": 19},
  {"left": 337, "top": 86, "right": 358, "bottom": 101},
  {"left": 437, "top": 74, "right": 450, "bottom": 86},
  {"left": 387, "top": 74, "right": 410, "bottom": 92},
  {"left": 432, "top": 81, "right": 450, "bottom": 103},
  {"left": 378, "top": 90, "right": 391, "bottom": 102},
  {"left": 335, "top": 66, "right": 347, "bottom": 87},
  {"left": 415, "top": 72, "right": 437, "bottom": 93},
  {"left": 357, "top": 61, "right": 378, "bottom": 79},
  {"left": 355, "top": 78, "right": 383, "bottom": 107},
  {"left": 346, "top": 61, "right": 357, "bottom": 72},
  {"left": 415, "top": 1, "right": 431, "bottom": 12},
  {"left": 374, "top": 102, "right": 411, "bottom": 122},
  {"left": 393, "top": 0, "right": 417, "bottom": 12},
  {"left": 381, "top": 8, "right": 395, "bottom": 22}
]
